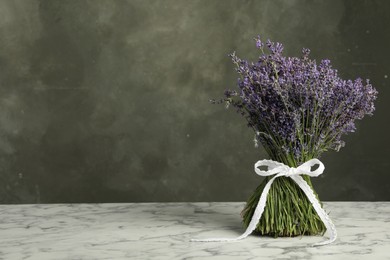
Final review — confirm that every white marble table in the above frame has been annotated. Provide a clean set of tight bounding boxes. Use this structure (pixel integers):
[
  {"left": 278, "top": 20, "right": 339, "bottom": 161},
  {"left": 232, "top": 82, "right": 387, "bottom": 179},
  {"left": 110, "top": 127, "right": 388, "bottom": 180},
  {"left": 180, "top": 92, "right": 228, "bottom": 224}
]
[{"left": 0, "top": 202, "right": 389, "bottom": 260}]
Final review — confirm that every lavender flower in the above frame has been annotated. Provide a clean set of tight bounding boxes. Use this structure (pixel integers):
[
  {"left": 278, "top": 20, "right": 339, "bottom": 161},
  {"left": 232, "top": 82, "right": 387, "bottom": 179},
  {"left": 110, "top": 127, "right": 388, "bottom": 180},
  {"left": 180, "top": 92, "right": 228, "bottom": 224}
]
[{"left": 217, "top": 36, "right": 378, "bottom": 166}]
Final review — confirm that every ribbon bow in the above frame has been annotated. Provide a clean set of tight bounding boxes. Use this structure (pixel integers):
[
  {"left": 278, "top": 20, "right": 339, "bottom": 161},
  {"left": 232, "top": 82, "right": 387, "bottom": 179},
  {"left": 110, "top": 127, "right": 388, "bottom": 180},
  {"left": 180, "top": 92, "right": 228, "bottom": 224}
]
[{"left": 191, "top": 158, "right": 337, "bottom": 246}]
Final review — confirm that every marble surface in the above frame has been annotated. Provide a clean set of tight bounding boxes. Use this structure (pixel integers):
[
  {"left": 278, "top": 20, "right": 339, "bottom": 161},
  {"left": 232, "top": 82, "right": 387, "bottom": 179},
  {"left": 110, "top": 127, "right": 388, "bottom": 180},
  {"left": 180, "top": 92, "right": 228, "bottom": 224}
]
[{"left": 0, "top": 202, "right": 389, "bottom": 260}]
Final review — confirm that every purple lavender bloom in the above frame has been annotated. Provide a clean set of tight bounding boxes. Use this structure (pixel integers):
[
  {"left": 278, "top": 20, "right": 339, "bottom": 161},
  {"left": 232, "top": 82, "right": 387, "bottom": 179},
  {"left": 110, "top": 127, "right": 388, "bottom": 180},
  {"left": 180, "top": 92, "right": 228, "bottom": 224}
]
[{"left": 217, "top": 37, "right": 378, "bottom": 166}]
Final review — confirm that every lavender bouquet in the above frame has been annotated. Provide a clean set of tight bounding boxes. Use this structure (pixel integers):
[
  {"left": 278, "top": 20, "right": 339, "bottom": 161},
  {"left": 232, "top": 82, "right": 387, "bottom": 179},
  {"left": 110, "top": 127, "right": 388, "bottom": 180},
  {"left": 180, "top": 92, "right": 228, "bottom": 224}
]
[{"left": 213, "top": 37, "right": 377, "bottom": 239}]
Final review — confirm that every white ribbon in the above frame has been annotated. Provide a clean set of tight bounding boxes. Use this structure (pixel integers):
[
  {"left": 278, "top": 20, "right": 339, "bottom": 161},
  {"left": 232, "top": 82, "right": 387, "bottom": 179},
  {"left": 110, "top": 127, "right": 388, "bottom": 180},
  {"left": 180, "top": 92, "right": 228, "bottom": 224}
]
[{"left": 191, "top": 158, "right": 337, "bottom": 246}]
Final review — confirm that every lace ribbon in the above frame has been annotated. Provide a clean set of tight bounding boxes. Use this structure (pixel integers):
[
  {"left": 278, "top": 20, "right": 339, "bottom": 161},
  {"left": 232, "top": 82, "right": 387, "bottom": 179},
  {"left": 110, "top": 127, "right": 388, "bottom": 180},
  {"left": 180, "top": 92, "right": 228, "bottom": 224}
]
[{"left": 191, "top": 158, "right": 337, "bottom": 246}]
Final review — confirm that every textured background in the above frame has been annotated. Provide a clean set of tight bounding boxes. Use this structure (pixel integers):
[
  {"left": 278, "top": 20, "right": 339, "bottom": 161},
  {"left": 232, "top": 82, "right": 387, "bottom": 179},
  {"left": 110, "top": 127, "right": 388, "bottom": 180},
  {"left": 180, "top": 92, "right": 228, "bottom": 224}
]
[{"left": 0, "top": 0, "right": 388, "bottom": 204}]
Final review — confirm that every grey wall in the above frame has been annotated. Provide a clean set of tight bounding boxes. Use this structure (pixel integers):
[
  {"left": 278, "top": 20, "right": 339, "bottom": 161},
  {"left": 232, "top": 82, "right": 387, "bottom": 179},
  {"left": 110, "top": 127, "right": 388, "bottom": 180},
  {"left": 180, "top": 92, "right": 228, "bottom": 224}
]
[{"left": 0, "top": 0, "right": 388, "bottom": 204}]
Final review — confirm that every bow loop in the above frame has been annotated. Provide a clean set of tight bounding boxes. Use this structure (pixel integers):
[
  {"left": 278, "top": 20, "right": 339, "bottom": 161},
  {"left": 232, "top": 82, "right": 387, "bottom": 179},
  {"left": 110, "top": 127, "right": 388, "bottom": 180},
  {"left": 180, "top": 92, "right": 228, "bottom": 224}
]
[
  {"left": 254, "top": 160, "right": 287, "bottom": 176},
  {"left": 296, "top": 159, "right": 325, "bottom": 177}
]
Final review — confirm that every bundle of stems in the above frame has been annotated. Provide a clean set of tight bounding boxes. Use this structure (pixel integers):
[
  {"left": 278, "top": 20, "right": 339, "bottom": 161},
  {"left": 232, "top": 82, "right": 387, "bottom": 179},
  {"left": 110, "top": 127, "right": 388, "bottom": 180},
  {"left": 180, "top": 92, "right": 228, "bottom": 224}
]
[
  {"left": 241, "top": 132, "right": 326, "bottom": 237},
  {"left": 240, "top": 164, "right": 326, "bottom": 237}
]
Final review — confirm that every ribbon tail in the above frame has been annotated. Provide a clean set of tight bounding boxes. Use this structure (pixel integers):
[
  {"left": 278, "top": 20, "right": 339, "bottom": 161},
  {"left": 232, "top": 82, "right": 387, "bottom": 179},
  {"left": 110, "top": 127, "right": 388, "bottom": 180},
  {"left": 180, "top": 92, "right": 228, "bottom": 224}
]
[
  {"left": 290, "top": 175, "right": 337, "bottom": 246},
  {"left": 190, "top": 174, "right": 280, "bottom": 242}
]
